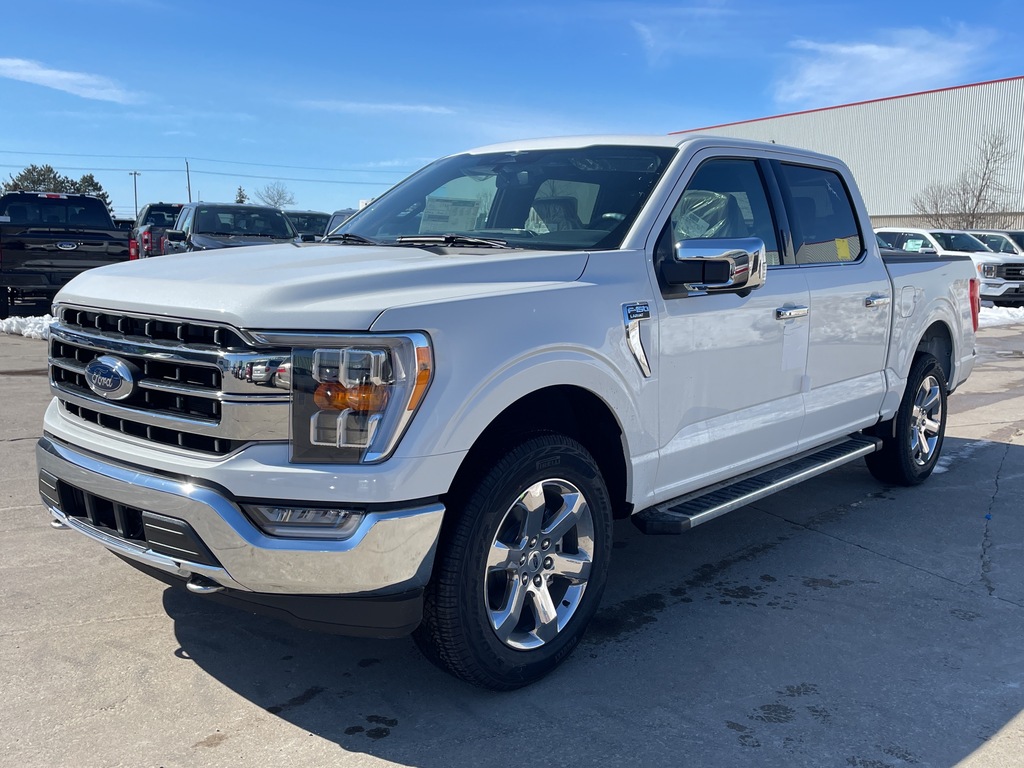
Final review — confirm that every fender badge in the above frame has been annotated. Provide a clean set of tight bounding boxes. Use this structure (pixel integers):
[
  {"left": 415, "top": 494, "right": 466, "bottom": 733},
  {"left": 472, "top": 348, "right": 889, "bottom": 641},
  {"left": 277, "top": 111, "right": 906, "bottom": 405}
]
[{"left": 622, "top": 302, "right": 652, "bottom": 378}]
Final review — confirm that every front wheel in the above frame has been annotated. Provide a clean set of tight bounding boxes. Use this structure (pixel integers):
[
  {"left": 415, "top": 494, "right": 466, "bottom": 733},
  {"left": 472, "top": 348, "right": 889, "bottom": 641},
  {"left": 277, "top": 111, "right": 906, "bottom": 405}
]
[
  {"left": 865, "top": 353, "right": 947, "bottom": 486},
  {"left": 415, "top": 434, "right": 613, "bottom": 690}
]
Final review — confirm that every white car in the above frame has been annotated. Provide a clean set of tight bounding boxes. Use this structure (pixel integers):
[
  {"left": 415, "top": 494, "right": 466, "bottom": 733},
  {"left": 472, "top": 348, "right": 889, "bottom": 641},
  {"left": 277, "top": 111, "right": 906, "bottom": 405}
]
[{"left": 875, "top": 227, "right": 1006, "bottom": 302}]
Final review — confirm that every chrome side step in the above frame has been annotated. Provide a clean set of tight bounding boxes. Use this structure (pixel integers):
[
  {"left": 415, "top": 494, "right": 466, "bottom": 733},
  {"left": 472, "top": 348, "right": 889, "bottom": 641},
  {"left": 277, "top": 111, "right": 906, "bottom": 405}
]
[{"left": 632, "top": 435, "right": 881, "bottom": 535}]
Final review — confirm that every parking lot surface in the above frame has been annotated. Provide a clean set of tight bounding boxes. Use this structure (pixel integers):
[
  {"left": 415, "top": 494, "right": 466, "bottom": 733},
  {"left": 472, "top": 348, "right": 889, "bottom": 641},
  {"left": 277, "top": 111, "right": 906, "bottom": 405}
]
[{"left": 3, "top": 326, "right": 1024, "bottom": 768}]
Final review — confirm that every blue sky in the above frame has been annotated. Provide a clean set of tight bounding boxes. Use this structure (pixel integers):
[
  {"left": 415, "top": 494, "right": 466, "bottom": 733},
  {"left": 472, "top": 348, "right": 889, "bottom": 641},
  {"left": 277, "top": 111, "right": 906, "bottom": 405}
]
[{"left": 1, "top": 0, "right": 1022, "bottom": 219}]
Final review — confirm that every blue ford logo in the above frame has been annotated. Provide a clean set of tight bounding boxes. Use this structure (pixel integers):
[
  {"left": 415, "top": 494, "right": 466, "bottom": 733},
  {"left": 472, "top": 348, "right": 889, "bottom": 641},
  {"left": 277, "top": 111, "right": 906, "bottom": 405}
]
[
  {"left": 85, "top": 356, "right": 137, "bottom": 400},
  {"left": 56, "top": 241, "right": 79, "bottom": 251}
]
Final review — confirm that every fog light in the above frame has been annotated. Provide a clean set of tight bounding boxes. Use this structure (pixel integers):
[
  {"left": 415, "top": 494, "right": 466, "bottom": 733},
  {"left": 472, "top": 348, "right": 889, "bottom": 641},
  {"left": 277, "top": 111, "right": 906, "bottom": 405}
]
[{"left": 245, "top": 504, "right": 364, "bottom": 539}]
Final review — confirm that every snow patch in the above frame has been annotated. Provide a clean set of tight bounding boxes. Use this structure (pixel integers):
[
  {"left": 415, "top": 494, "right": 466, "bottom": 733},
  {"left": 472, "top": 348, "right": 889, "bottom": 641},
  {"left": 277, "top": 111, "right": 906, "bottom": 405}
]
[
  {"left": 933, "top": 439, "right": 993, "bottom": 474},
  {"left": 1, "top": 314, "right": 53, "bottom": 340},
  {"left": 979, "top": 305, "right": 1024, "bottom": 328}
]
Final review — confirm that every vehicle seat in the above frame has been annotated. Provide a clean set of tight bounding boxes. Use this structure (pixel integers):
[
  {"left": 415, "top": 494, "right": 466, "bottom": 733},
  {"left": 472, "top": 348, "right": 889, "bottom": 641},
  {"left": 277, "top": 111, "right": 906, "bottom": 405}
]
[{"left": 533, "top": 197, "right": 584, "bottom": 231}]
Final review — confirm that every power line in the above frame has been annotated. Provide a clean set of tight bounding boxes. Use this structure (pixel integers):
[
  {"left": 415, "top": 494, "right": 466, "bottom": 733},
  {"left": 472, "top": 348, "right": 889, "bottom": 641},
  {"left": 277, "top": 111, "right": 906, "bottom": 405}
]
[
  {"left": 0, "top": 149, "right": 412, "bottom": 174},
  {"left": 0, "top": 163, "right": 397, "bottom": 186}
]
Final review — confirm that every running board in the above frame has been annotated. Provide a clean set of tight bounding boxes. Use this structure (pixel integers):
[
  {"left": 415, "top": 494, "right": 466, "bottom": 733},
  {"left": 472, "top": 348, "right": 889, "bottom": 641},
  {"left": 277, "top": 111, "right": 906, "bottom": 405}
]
[{"left": 632, "top": 435, "right": 882, "bottom": 535}]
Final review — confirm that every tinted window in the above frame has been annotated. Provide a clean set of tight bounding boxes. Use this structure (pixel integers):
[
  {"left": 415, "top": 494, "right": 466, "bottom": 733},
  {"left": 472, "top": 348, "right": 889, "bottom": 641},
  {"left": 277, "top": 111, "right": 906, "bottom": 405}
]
[
  {"left": 876, "top": 231, "right": 899, "bottom": 248},
  {"left": 777, "top": 164, "right": 862, "bottom": 265},
  {"left": 662, "top": 158, "right": 780, "bottom": 265},
  {"left": 0, "top": 195, "right": 113, "bottom": 229},
  {"left": 974, "top": 233, "right": 1016, "bottom": 254},
  {"left": 286, "top": 212, "right": 330, "bottom": 236}
]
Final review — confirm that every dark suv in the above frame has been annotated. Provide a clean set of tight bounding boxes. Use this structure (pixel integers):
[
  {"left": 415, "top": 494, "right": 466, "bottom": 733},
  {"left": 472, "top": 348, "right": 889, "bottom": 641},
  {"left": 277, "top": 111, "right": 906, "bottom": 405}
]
[{"left": 164, "top": 202, "right": 298, "bottom": 253}]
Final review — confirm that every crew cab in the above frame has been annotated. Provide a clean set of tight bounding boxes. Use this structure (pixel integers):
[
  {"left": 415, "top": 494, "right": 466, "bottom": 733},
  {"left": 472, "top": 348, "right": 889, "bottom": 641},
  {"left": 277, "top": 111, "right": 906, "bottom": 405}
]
[
  {"left": 37, "top": 136, "right": 978, "bottom": 690},
  {"left": 130, "top": 202, "right": 184, "bottom": 259},
  {"left": 0, "top": 191, "right": 130, "bottom": 318}
]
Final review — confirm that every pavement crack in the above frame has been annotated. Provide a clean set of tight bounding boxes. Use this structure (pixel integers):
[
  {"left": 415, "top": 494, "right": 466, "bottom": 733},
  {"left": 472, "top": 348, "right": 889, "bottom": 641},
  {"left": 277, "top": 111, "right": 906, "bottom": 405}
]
[{"left": 980, "top": 443, "right": 1009, "bottom": 597}]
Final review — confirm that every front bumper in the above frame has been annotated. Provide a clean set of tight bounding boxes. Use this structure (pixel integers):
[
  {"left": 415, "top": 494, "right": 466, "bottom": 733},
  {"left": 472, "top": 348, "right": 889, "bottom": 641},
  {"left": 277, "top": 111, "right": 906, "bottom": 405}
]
[
  {"left": 981, "top": 281, "right": 1024, "bottom": 301},
  {"left": 36, "top": 436, "right": 446, "bottom": 635}
]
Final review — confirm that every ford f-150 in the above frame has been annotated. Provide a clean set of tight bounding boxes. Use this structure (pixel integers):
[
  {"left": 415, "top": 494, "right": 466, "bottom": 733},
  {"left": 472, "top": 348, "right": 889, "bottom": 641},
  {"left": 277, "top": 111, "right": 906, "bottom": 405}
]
[{"left": 36, "top": 135, "right": 979, "bottom": 689}]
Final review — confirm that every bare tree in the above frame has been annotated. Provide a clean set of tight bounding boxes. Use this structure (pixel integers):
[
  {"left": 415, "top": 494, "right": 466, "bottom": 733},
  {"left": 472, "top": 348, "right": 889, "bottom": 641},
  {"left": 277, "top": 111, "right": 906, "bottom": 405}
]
[
  {"left": 253, "top": 181, "right": 295, "bottom": 208},
  {"left": 911, "top": 128, "right": 1016, "bottom": 229}
]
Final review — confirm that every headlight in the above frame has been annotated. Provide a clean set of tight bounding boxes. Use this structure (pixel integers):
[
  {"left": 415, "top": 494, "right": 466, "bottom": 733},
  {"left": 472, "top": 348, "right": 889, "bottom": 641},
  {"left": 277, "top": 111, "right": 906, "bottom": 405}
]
[
  {"left": 287, "top": 333, "right": 432, "bottom": 464},
  {"left": 980, "top": 263, "right": 998, "bottom": 279}
]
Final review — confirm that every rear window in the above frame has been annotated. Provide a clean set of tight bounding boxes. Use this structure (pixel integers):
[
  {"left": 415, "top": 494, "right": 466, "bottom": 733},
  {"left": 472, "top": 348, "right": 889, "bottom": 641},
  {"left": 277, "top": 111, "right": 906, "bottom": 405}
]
[
  {"left": 286, "top": 212, "right": 330, "bottom": 236},
  {"left": 141, "top": 205, "right": 183, "bottom": 227},
  {"left": 0, "top": 195, "right": 114, "bottom": 229}
]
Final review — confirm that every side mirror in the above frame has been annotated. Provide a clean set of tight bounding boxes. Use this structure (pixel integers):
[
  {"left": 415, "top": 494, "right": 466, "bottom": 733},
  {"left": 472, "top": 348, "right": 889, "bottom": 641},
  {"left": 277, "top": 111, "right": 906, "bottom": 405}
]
[
  {"left": 918, "top": 247, "right": 937, "bottom": 255},
  {"left": 661, "top": 237, "right": 767, "bottom": 294},
  {"left": 299, "top": 233, "right": 318, "bottom": 242},
  {"left": 165, "top": 229, "right": 186, "bottom": 243}
]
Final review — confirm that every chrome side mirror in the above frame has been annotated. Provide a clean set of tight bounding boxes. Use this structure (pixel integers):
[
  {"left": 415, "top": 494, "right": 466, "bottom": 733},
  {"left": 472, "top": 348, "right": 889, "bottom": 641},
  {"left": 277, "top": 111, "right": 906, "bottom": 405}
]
[{"left": 662, "top": 237, "right": 767, "bottom": 294}]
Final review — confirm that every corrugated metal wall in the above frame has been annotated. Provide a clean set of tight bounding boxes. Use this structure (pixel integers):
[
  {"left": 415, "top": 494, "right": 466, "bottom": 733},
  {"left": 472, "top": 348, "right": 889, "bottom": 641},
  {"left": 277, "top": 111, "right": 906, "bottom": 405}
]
[{"left": 676, "top": 77, "right": 1024, "bottom": 219}]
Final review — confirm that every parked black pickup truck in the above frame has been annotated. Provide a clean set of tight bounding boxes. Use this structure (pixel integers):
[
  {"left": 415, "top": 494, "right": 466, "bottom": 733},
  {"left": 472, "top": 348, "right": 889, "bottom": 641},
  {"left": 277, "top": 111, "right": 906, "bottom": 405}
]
[{"left": 0, "top": 191, "right": 130, "bottom": 317}]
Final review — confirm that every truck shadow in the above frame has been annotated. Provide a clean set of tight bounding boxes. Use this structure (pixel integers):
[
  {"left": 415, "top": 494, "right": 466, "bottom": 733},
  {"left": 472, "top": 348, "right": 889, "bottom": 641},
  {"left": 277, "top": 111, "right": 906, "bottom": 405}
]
[{"left": 163, "top": 437, "right": 1024, "bottom": 767}]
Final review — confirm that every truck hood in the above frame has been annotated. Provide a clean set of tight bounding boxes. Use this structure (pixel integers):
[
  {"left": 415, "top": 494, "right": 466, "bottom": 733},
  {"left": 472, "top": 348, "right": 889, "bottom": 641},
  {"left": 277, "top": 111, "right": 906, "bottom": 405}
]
[{"left": 56, "top": 242, "right": 590, "bottom": 331}]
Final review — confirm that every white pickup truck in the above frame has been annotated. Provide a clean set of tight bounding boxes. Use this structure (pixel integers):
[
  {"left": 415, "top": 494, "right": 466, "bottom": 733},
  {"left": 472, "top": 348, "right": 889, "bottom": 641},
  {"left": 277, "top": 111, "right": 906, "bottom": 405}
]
[{"left": 37, "top": 135, "right": 979, "bottom": 690}]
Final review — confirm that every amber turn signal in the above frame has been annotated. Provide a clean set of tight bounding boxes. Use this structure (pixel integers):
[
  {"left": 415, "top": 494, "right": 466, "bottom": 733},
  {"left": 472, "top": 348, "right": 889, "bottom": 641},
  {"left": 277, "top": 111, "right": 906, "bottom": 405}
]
[{"left": 313, "top": 381, "right": 389, "bottom": 412}]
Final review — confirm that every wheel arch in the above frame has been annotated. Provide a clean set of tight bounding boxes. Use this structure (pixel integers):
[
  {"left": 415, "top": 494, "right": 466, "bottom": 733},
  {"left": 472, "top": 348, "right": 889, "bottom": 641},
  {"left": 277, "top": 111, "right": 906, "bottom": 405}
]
[
  {"left": 915, "top": 321, "right": 953, "bottom": 388},
  {"left": 442, "top": 385, "right": 631, "bottom": 521}
]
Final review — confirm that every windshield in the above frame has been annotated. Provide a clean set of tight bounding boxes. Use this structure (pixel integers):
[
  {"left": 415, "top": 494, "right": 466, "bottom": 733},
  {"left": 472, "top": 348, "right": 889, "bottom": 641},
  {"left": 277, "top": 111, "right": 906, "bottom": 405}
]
[
  {"left": 286, "top": 212, "right": 330, "bottom": 236},
  {"left": 973, "top": 233, "right": 1018, "bottom": 254},
  {"left": 334, "top": 145, "right": 676, "bottom": 250},
  {"left": 194, "top": 206, "right": 296, "bottom": 238},
  {"left": 930, "top": 231, "right": 991, "bottom": 252},
  {"left": 1006, "top": 231, "right": 1024, "bottom": 251}
]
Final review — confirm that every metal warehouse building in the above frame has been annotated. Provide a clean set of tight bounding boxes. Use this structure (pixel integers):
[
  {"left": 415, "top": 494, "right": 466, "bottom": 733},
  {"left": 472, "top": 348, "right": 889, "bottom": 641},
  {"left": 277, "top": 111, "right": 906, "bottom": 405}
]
[{"left": 674, "top": 76, "right": 1024, "bottom": 228}]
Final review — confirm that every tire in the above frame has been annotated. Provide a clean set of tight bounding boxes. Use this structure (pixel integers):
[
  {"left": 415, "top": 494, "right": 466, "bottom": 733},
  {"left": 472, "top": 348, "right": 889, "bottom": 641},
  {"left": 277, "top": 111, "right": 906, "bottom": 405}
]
[
  {"left": 865, "top": 353, "right": 947, "bottom": 486},
  {"left": 414, "top": 434, "right": 613, "bottom": 690},
  {"left": 0, "top": 288, "right": 9, "bottom": 320}
]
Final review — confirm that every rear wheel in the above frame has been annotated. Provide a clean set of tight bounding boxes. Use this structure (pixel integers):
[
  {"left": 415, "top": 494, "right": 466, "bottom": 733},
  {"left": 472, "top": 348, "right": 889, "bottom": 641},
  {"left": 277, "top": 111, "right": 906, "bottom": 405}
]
[
  {"left": 865, "top": 353, "right": 947, "bottom": 486},
  {"left": 415, "top": 434, "right": 613, "bottom": 690}
]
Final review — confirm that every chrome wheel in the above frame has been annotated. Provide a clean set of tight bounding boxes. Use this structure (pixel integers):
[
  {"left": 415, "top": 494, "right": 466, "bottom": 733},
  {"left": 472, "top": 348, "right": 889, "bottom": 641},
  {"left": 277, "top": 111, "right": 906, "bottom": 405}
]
[
  {"left": 484, "top": 478, "right": 595, "bottom": 651},
  {"left": 909, "top": 374, "right": 942, "bottom": 467}
]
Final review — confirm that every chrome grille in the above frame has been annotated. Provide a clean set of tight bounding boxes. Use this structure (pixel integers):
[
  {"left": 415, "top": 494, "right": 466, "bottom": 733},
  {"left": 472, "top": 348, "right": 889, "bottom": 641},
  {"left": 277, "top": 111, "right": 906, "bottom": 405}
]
[
  {"left": 50, "top": 305, "right": 290, "bottom": 457},
  {"left": 58, "top": 306, "right": 248, "bottom": 349}
]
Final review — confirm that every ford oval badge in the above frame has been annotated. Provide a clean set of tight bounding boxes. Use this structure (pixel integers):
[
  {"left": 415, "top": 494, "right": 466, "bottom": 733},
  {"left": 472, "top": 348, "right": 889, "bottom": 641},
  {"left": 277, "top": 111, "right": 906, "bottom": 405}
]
[
  {"left": 85, "top": 356, "right": 137, "bottom": 400},
  {"left": 56, "top": 241, "right": 79, "bottom": 251}
]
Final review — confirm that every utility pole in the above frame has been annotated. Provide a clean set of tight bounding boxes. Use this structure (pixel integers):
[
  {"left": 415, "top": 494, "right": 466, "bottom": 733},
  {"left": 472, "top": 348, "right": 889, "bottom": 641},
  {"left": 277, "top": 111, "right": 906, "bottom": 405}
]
[
  {"left": 184, "top": 159, "right": 192, "bottom": 202},
  {"left": 128, "top": 171, "right": 141, "bottom": 217}
]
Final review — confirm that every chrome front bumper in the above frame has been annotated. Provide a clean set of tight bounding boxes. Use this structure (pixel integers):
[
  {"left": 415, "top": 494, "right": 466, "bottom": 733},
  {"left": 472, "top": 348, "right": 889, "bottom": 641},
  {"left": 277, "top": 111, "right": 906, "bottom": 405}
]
[{"left": 36, "top": 436, "right": 445, "bottom": 597}]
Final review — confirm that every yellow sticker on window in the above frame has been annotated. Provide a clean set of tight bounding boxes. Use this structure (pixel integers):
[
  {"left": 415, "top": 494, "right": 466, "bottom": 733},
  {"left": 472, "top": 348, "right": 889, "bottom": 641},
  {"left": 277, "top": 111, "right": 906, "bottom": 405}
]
[{"left": 836, "top": 238, "right": 851, "bottom": 261}]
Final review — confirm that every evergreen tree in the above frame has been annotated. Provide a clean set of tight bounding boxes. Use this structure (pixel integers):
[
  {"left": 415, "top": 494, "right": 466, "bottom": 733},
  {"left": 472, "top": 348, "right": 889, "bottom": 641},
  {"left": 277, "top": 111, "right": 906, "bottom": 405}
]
[{"left": 235, "top": 186, "right": 249, "bottom": 203}]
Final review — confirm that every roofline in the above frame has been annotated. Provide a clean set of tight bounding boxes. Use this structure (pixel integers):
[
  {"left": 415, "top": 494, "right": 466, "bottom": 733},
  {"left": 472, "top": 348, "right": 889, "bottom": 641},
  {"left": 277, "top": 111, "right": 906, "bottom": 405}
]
[{"left": 671, "top": 75, "right": 1024, "bottom": 134}]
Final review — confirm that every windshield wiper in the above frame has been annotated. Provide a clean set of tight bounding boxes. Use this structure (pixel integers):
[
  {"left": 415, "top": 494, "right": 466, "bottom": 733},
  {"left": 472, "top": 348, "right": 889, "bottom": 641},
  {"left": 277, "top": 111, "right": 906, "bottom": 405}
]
[
  {"left": 324, "top": 232, "right": 379, "bottom": 245},
  {"left": 394, "top": 234, "right": 510, "bottom": 249}
]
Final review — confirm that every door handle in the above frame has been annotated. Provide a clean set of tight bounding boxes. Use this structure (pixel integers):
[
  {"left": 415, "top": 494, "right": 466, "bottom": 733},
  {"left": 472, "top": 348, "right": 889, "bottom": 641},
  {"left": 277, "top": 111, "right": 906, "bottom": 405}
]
[
  {"left": 775, "top": 306, "right": 809, "bottom": 320},
  {"left": 864, "top": 294, "right": 891, "bottom": 308}
]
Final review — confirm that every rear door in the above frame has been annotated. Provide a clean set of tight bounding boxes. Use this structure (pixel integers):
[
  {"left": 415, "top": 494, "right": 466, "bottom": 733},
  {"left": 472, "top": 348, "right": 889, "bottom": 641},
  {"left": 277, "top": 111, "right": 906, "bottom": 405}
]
[{"left": 771, "top": 161, "right": 891, "bottom": 446}]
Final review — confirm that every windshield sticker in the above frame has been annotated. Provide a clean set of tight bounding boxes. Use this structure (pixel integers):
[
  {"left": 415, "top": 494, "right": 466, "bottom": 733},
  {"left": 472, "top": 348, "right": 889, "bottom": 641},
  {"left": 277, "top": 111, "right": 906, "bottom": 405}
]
[
  {"left": 904, "top": 238, "right": 924, "bottom": 252},
  {"left": 420, "top": 197, "right": 480, "bottom": 234}
]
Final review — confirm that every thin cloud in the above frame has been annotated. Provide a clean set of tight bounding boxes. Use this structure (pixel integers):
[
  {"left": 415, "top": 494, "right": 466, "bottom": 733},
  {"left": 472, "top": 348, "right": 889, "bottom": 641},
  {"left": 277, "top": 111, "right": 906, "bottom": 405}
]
[
  {"left": 628, "top": 2, "right": 739, "bottom": 66},
  {"left": 0, "top": 58, "right": 140, "bottom": 104},
  {"left": 301, "top": 100, "right": 455, "bottom": 116},
  {"left": 773, "top": 27, "right": 995, "bottom": 109}
]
